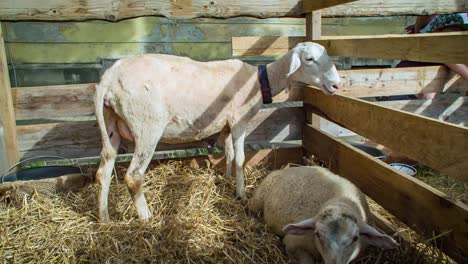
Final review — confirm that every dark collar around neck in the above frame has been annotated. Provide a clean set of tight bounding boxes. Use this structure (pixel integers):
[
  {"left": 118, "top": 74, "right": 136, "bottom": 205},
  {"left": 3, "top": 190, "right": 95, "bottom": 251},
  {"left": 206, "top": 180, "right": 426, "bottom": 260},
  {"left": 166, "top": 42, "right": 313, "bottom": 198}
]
[{"left": 258, "top": 65, "right": 272, "bottom": 104}]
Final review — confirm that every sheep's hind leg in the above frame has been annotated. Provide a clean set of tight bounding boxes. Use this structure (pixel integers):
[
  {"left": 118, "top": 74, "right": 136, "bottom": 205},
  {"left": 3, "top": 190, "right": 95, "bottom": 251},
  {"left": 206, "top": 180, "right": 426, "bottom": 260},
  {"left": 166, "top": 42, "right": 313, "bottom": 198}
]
[
  {"left": 96, "top": 107, "right": 121, "bottom": 223},
  {"left": 124, "top": 126, "right": 163, "bottom": 221}
]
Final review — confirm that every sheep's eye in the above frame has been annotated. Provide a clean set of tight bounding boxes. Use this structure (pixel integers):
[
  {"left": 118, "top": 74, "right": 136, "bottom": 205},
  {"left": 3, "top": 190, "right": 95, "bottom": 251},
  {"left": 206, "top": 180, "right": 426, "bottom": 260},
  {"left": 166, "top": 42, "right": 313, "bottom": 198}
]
[
  {"left": 305, "top": 57, "right": 315, "bottom": 62},
  {"left": 352, "top": 236, "right": 358, "bottom": 243}
]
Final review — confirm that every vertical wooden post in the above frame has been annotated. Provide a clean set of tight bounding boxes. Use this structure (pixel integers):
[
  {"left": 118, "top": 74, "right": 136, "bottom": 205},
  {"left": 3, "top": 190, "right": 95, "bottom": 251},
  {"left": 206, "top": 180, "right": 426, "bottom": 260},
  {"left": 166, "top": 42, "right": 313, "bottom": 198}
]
[
  {"left": 306, "top": 11, "right": 322, "bottom": 40},
  {"left": 0, "top": 112, "right": 8, "bottom": 174},
  {"left": 305, "top": 11, "right": 322, "bottom": 128},
  {"left": 0, "top": 23, "right": 20, "bottom": 171}
]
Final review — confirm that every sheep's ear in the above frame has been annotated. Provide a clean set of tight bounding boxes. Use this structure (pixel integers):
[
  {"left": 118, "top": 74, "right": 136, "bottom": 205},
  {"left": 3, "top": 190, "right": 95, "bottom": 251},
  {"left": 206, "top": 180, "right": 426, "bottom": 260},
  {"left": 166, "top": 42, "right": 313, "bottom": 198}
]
[
  {"left": 359, "top": 223, "right": 399, "bottom": 249},
  {"left": 283, "top": 218, "right": 316, "bottom": 235},
  {"left": 286, "top": 49, "right": 301, "bottom": 77}
]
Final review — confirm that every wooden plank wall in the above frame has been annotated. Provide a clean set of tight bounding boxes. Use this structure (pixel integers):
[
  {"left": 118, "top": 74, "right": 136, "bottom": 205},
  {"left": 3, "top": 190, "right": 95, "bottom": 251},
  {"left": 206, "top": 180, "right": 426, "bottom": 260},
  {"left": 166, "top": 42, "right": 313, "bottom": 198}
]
[
  {"left": 338, "top": 66, "right": 468, "bottom": 97},
  {"left": 16, "top": 107, "right": 304, "bottom": 159},
  {"left": 376, "top": 96, "right": 467, "bottom": 126},
  {"left": 232, "top": 32, "right": 468, "bottom": 64},
  {"left": 12, "top": 65, "right": 468, "bottom": 159},
  {"left": 3, "top": 1, "right": 467, "bottom": 262},
  {"left": 303, "top": 125, "right": 468, "bottom": 263},
  {"left": 0, "top": 0, "right": 464, "bottom": 21},
  {"left": 305, "top": 0, "right": 466, "bottom": 17},
  {"left": 305, "top": 87, "right": 468, "bottom": 183},
  {"left": 12, "top": 83, "right": 303, "bottom": 159},
  {"left": 4, "top": 16, "right": 409, "bottom": 65},
  {"left": 4, "top": 14, "right": 421, "bottom": 160},
  {"left": 304, "top": 0, "right": 358, "bottom": 11}
]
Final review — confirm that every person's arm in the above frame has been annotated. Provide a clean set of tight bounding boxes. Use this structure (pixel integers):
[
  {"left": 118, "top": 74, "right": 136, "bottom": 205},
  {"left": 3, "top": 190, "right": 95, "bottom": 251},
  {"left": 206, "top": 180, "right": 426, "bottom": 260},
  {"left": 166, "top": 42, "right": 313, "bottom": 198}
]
[
  {"left": 446, "top": 64, "right": 468, "bottom": 81},
  {"left": 405, "top": 15, "right": 435, "bottom": 33}
]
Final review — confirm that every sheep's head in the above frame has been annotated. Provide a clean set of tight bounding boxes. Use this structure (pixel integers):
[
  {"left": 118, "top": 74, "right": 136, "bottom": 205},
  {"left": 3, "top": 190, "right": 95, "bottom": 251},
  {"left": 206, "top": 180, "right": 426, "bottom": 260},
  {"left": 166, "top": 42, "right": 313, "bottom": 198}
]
[
  {"left": 286, "top": 42, "right": 341, "bottom": 95},
  {"left": 283, "top": 207, "right": 398, "bottom": 264}
]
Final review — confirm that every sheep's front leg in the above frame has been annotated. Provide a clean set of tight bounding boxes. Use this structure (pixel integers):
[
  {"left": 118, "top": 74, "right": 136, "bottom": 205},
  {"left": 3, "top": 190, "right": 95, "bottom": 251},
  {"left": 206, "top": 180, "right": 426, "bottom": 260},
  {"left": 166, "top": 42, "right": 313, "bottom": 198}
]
[
  {"left": 232, "top": 125, "right": 247, "bottom": 201},
  {"left": 283, "top": 234, "right": 319, "bottom": 264}
]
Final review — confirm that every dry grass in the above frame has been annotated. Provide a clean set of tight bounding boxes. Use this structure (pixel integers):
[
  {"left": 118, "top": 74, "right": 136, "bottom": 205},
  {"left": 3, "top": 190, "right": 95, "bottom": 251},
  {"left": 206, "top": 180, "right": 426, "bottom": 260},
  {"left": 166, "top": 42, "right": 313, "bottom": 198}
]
[
  {"left": 0, "top": 160, "right": 458, "bottom": 263},
  {"left": 413, "top": 166, "right": 467, "bottom": 204},
  {"left": 365, "top": 199, "right": 456, "bottom": 264}
]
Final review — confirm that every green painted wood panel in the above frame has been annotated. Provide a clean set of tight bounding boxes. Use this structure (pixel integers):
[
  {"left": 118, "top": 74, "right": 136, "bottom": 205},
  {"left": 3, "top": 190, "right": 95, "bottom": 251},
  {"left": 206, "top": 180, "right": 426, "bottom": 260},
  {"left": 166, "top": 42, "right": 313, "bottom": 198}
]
[
  {"left": 8, "top": 43, "right": 232, "bottom": 63},
  {"left": 4, "top": 16, "right": 409, "bottom": 63}
]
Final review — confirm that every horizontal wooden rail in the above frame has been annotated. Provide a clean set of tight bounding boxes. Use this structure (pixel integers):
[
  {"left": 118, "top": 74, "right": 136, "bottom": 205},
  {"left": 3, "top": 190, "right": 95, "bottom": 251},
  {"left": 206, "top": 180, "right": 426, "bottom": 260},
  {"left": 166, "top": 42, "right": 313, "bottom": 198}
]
[
  {"left": 1, "top": 0, "right": 465, "bottom": 21},
  {"left": 376, "top": 96, "right": 467, "bottom": 126},
  {"left": 306, "top": 94, "right": 468, "bottom": 144},
  {"left": 303, "top": 0, "right": 466, "bottom": 16},
  {"left": 304, "top": 87, "right": 468, "bottom": 183},
  {"left": 304, "top": 0, "right": 466, "bottom": 16},
  {"left": 303, "top": 124, "right": 468, "bottom": 264},
  {"left": 232, "top": 36, "right": 303, "bottom": 56},
  {"left": 338, "top": 66, "right": 468, "bottom": 97},
  {"left": 12, "top": 83, "right": 96, "bottom": 120},
  {"left": 233, "top": 32, "right": 468, "bottom": 64},
  {"left": 303, "top": 0, "right": 358, "bottom": 11}
]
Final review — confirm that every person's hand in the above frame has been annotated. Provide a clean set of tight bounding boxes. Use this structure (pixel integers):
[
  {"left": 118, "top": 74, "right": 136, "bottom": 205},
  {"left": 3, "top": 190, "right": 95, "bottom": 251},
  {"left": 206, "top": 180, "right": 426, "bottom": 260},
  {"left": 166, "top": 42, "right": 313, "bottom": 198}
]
[{"left": 404, "top": 24, "right": 416, "bottom": 34}]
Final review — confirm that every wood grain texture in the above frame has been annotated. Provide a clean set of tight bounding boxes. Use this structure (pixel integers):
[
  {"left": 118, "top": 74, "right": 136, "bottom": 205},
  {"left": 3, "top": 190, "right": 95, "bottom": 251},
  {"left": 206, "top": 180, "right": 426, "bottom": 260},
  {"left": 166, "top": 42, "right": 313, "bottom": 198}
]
[
  {"left": 3, "top": 16, "right": 409, "bottom": 64},
  {"left": 0, "top": 24, "right": 19, "bottom": 166},
  {"left": 305, "top": 11, "right": 321, "bottom": 40},
  {"left": 0, "top": 0, "right": 304, "bottom": 21},
  {"left": 10, "top": 66, "right": 467, "bottom": 121},
  {"left": 232, "top": 33, "right": 468, "bottom": 64},
  {"left": 12, "top": 83, "right": 96, "bottom": 120},
  {"left": 208, "top": 147, "right": 303, "bottom": 172},
  {"left": 11, "top": 83, "right": 303, "bottom": 120},
  {"left": 0, "top": 127, "right": 8, "bottom": 174},
  {"left": 303, "top": 124, "right": 468, "bottom": 264},
  {"left": 337, "top": 66, "right": 468, "bottom": 98},
  {"left": 1, "top": 0, "right": 464, "bottom": 21},
  {"left": 232, "top": 36, "right": 304, "bottom": 57},
  {"left": 304, "top": 87, "right": 468, "bottom": 183},
  {"left": 317, "top": 32, "right": 468, "bottom": 64},
  {"left": 376, "top": 96, "right": 468, "bottom": 126},
  {"left": 309, "top": 0, "right": 466, "bottom": 17},
  {"left": 16, "top": 107, "right": 303, "bottom": 159},
  {"left": 303, "top": 0, "right": 358, "bottom": 11},
  {"left": 4, "top": 16, "right": 411, "bottom": 43}
]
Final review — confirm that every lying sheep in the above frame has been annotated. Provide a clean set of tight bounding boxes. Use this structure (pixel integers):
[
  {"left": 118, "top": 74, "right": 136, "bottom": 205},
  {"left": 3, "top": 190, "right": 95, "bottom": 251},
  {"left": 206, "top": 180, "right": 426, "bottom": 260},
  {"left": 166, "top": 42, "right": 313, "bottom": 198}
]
[
  {"left": 94, "top": 42, "right": 341, "bottom": 222},
  {"left": 250, "top": 166, "right": 398, "bottom": 264}
]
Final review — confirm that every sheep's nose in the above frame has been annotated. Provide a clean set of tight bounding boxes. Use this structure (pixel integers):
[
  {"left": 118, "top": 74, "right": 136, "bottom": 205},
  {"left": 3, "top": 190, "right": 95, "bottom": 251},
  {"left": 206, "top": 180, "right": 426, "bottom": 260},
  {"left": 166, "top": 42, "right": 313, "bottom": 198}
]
[{"left": 332, "top": 84, "right": 341, "bottom": 90}]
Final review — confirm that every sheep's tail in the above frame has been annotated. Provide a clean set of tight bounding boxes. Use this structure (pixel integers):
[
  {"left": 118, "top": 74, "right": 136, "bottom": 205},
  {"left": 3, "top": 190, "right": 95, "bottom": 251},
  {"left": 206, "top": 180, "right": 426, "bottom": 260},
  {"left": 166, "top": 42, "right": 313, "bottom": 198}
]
[{"left": 94, "top": 83, "right": 116, "bottom": 159}]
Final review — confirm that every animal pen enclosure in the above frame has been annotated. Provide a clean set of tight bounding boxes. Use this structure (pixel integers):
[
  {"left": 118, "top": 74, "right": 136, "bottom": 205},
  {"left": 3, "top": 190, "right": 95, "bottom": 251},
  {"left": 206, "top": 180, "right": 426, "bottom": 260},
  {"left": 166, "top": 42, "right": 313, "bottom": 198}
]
[{"left": 0, "top": 0, "right": 467, "bottom": 263}]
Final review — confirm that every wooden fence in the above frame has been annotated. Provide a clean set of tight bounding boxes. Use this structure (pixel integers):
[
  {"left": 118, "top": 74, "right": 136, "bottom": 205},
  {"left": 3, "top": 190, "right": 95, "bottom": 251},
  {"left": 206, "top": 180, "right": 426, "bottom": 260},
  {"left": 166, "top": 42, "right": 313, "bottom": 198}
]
[
  {"left": 230, "top": 1, "right": 468, "bottom": 262},
  {"left": 0, "top": 0, "right": 467, "bottom": 263}
]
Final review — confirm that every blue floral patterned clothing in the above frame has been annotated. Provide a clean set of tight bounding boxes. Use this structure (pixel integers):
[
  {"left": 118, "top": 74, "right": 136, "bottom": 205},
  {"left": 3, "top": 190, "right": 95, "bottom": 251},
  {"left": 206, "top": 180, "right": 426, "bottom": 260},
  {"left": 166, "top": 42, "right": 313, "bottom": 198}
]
[{"left": 419, "top": 13, "right": 468, "bottom": 33}]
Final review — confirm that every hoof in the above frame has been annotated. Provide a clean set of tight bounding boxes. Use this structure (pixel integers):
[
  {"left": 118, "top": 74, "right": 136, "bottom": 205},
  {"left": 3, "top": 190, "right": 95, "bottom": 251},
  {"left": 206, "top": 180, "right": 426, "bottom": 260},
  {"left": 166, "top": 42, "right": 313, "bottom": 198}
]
[
  {"left": 236, "top": 193, "right": 248, "bottom": 203},
  {"left": 99, "top": 214, "right": 110, "bottom": 223},
  {"left": 138, "top": 210, "right": 153, "bottom": 221}
]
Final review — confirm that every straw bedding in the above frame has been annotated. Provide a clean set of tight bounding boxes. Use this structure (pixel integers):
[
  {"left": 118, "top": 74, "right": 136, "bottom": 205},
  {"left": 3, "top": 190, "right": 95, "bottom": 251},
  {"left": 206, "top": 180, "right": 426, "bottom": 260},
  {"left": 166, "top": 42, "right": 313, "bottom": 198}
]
[{"left": 0, "top": 160, "right": 456, "bottom": 263}]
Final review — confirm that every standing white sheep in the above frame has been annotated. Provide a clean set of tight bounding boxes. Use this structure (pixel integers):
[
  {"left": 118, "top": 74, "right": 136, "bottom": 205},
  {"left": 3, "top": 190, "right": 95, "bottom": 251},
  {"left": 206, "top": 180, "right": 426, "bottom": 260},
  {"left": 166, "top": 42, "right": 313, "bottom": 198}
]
[
  {"left": 250, "top": 166, "right": 398, "bottom": 264},
  {"left": 94, "top": 42, "right": 341, "bottom": 222}
]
